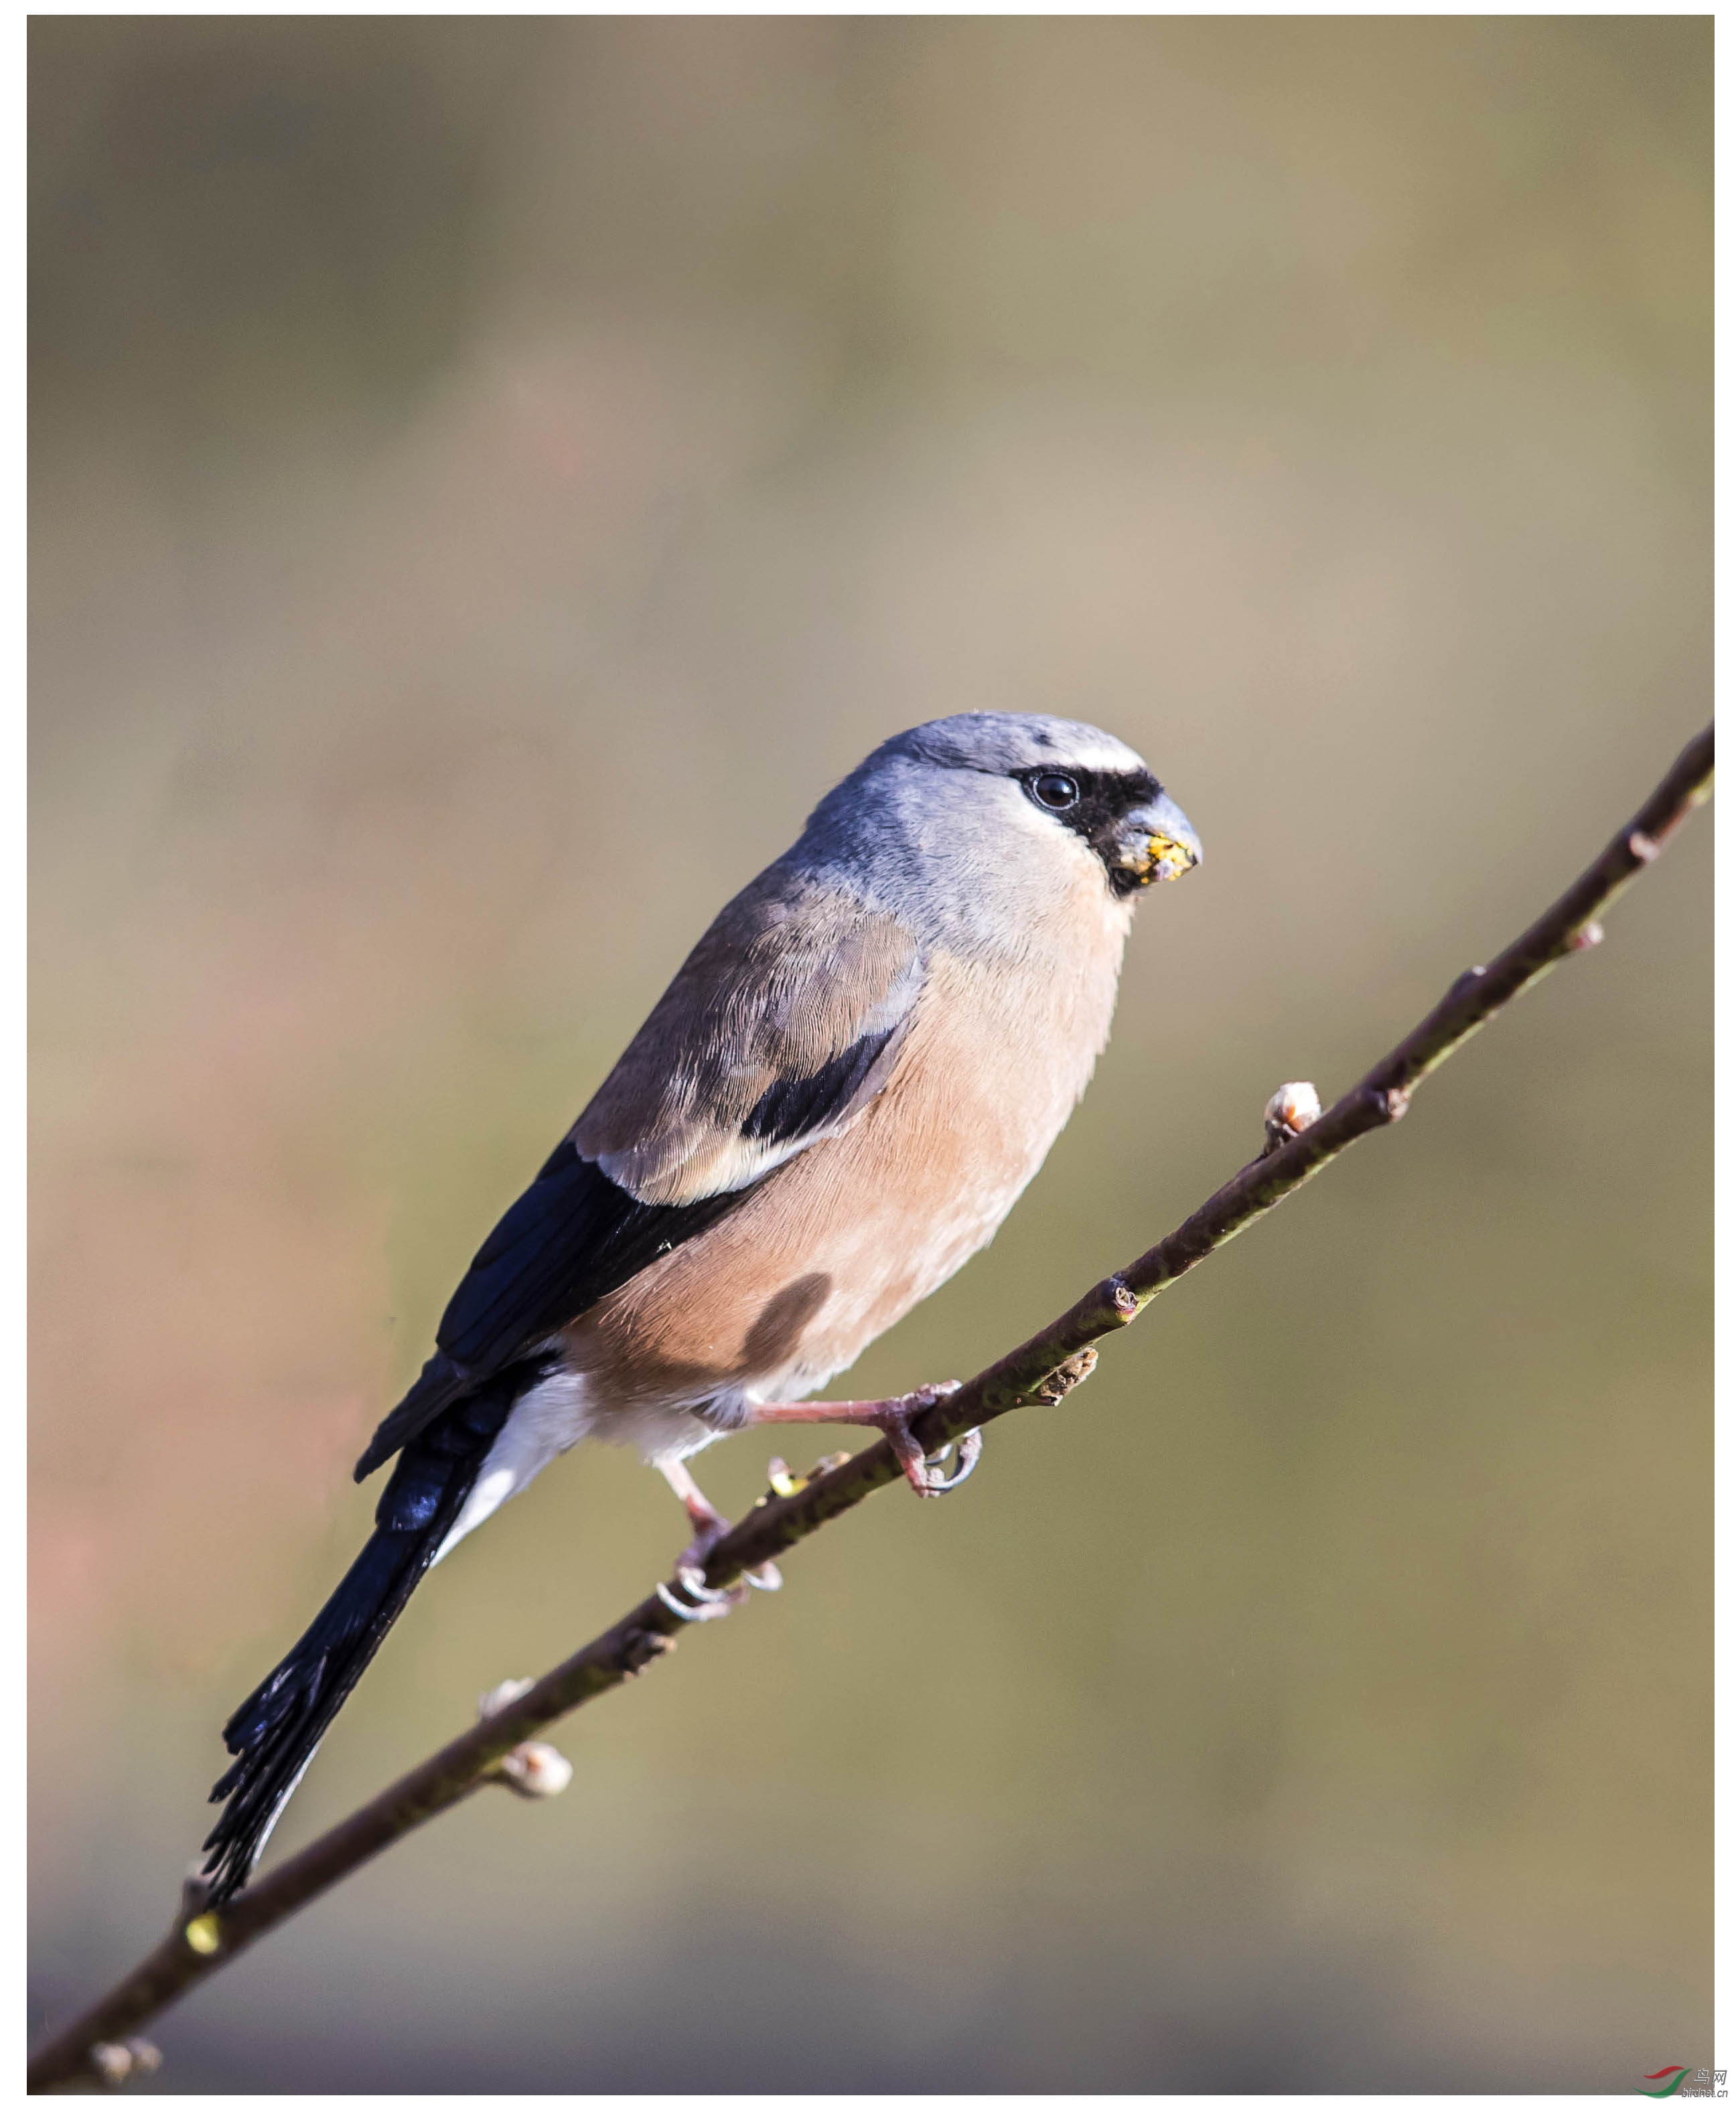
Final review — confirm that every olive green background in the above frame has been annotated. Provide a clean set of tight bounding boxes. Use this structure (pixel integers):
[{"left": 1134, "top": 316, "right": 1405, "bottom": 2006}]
[{"left": 30, "top": 17, "right": 1709, "bottom": 2093}]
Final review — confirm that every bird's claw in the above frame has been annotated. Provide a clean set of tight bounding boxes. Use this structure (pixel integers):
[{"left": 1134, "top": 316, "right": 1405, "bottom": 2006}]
[
  {"left": 674, "top": 1559, "right": 737, "bottom": 1602},
  {"left": 658, "top": 1513, "right": 780, "bottom": 1619},
  {"left": 924, "top": 1425, "right": 983, "bottom": 1492},
  {"left": 657, "top": 1572, "right": 745, "bottom": 1623},
  {"left": 879, "top": 1383, "right": 982, "bottom": 1497}
]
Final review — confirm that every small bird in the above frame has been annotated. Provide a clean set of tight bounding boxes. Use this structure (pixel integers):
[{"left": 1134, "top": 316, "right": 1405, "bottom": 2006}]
[{"left": 202, "top": 713, "right": 1200, "bottom": 1903}]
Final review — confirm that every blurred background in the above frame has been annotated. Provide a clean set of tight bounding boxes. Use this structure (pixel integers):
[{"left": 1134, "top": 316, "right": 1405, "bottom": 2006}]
[{"left": 29, "top": 16, "right": 1710, "bottom": 2093}]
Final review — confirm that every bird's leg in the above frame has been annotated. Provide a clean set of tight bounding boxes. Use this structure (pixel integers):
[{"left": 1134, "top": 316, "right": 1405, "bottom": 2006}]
[
  {"left": 745, "top": 1382, "right": 981, "bottom": 1497},
  {"left": 659, "top": 1454, "right": 731, "bottom": 1571},
  {"left": 656, "top": 1458, "right": 780, "bottom": 1620}
]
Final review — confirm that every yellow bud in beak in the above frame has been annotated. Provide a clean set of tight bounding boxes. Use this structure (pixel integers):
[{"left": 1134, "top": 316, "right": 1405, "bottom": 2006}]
[
  {"left": 1116, "top": 791, "right": 1202, "bottom": 889},
  {"left": 1146, "top": 831, "right": 1199, "bottom": 883}
]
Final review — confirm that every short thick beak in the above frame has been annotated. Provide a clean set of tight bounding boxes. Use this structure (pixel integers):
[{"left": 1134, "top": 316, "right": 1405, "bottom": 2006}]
[{"left": 1118, "top": 789, "right": 1202, "bottom": 887}]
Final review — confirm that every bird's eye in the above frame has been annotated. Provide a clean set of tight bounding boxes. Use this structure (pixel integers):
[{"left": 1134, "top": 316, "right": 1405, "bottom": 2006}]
[{"left": 1029, "top": 771, "right": 1081, "bottom": 812}]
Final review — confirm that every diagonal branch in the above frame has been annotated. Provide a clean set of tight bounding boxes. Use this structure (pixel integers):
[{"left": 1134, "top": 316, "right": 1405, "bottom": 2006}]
[{"left": 27, "top": 724, "right": 1712, "bottom": 2094}]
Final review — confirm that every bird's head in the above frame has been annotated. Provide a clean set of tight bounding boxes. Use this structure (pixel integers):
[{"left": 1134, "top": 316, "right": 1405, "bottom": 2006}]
[{"left": 817, "top": 712, "right": 1200, "bottom": 910}]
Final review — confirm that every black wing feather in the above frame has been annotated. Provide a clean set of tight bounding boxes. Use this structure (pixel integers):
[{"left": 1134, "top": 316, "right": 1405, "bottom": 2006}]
[
  {"left": 354, "top": 1144, "right": 747, "bottom": 1479},
  {"left": 435, "top": 1141, "right": 747, "bottom": 1373},
  {"left": 356, "top": 1004, "right": 914, "bottom": 1483},
  {"left": 741, "top": 1023, "right": 899, "bottom": 1146}
]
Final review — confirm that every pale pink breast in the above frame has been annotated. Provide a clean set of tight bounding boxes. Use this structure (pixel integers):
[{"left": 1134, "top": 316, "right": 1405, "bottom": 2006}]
[{"left": 563, "top": 889, "right": 1130, "bottom": 1430}]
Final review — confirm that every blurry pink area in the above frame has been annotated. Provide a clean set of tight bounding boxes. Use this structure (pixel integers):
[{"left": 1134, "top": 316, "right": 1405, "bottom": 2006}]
[{"left": 30, "top": 17, "right": 1707, "bottom": 2092}]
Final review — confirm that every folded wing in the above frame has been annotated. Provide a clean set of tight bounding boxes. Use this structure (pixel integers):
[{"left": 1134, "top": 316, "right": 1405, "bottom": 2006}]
[{"left": 354, "top": 872, "right": 922, "bottom": 1478}]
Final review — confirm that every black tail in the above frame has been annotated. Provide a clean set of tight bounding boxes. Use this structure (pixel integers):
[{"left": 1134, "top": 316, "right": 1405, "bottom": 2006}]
[{"left": 201, "top": 1373, "right": 530, "bottom": 1906}]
